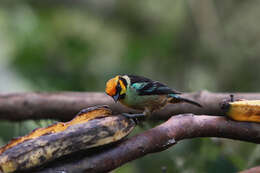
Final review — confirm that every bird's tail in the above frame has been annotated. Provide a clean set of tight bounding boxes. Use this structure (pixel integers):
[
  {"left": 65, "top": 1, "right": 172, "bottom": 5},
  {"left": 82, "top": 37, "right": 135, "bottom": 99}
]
[{"left": 168, "top": 94, "right": 202, "bottom": 107}]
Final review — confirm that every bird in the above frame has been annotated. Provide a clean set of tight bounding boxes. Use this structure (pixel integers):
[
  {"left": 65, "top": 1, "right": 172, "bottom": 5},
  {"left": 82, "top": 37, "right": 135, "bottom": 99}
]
[{"left": 105, "top": 74, "right": 202, "bottom": 118}]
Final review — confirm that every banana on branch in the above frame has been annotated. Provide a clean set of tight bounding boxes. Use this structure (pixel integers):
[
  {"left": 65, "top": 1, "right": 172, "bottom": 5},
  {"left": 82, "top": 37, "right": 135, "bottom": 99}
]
[{"left": 0, "top": 105, "right": 135, "bottom": 173}]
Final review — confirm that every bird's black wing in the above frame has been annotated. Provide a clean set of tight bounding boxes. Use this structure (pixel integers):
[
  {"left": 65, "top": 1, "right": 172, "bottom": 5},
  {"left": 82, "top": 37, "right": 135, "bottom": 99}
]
[
  {"left": 127, "top": 74, "right": 153, "bottom": 84},
  {"left": 128, "top": 75, "right": 181, "bottom": 95},
  {"left": 137, "top": 81, "right": 181, "bottom": 95}
]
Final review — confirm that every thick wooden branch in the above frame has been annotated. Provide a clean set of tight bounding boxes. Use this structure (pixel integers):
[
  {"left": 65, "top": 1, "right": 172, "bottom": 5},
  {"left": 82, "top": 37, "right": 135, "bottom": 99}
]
[
  {"left": 0, "top": 91, "right": 260, "bottom": 121},
  {"left": 35, "top": 114, "right": 260, "bottom": 173}
]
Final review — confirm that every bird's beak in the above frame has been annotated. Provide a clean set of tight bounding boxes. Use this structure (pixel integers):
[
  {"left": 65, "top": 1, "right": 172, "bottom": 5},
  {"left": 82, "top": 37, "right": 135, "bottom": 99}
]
[{"left": 112, "top": 92, "right": 120, "bottom": 102}]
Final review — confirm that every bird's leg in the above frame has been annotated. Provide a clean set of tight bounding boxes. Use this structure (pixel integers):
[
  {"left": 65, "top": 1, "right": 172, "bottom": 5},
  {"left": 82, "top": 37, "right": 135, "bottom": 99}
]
[{"left": 122, "top": 107, "right": 151, "bottom": 119}]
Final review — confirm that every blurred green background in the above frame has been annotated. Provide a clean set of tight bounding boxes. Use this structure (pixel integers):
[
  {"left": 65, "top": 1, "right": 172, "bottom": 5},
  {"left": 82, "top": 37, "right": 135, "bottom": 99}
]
[{"left": 0, "top": 0, "right": 260, "bottom": 172}]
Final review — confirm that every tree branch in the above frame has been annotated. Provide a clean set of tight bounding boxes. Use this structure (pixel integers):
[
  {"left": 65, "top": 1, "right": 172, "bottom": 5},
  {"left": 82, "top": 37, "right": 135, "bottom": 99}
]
[
  {"left": 0, "top": 91, "right": 260, "bottom": 121},
  {"left": 35, "top": 114, "right": 260, "bottom": 173},
  {"left": 1, "top": 91, "right": 260, "bottom": 172},
  {"left": 240, "top": 166, "right": 260, "bottom": 173}
]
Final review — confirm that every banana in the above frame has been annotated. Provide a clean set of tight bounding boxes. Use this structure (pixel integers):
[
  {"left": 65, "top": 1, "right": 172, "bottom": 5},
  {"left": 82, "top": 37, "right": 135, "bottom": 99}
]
[
  {"left": 222, "top": 95, "right": 260, "bottom": 122},
  {"left": 0, "top": 105, "right": 135, "bottom": 173}
]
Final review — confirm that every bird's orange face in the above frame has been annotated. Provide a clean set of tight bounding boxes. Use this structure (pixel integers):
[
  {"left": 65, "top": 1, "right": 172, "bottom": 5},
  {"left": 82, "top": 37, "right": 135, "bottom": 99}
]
[{"left": 105, "top": 76, "right": 126, "bottom": 102}]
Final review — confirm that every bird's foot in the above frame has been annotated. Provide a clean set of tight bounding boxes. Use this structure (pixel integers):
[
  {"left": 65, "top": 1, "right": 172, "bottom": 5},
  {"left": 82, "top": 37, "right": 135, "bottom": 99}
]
[{"left": 122, "top": 113, "right": 147, "bottom": 125}]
